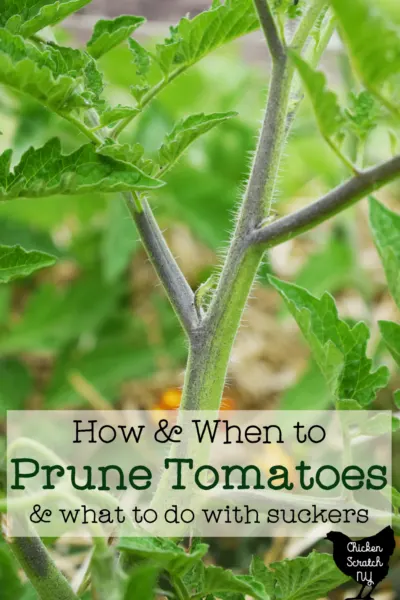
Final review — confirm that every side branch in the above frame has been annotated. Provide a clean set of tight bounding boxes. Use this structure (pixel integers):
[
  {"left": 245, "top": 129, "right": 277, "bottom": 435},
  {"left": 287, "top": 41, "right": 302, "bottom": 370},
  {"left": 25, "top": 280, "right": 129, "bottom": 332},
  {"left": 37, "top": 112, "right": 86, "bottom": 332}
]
[
  {"left": 124, "top": 194, "right": 199, "bottom": 335},
  {"left": 250, "top": 154, "right": 400, "bottom": 248},
  {"left": 81, "top": 110, "right": 197, "bottom": 337},
  {"left": 253, "top": 0, "right": 285, "bottom": 62}
]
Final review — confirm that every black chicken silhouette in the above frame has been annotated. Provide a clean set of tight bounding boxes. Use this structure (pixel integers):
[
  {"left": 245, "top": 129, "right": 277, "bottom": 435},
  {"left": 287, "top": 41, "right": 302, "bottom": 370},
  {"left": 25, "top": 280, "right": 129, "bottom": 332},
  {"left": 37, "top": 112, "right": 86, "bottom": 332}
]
[{"left": 326, "top": 526, "right": 395, "bottom": 599}]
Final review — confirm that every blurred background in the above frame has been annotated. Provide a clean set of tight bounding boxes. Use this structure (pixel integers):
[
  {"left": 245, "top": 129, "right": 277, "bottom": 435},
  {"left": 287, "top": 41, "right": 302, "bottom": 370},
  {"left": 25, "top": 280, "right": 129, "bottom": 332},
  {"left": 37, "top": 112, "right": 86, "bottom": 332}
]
[{"left": 0, "top": 1, "right": 399, "bottom": 597}]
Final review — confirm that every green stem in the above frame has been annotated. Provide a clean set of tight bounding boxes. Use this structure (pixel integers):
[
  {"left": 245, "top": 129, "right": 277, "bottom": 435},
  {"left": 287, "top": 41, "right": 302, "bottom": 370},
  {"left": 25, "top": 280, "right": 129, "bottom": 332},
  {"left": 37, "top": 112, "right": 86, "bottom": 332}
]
[
  {"left": 171, "top": 575, "right": 190, "bottom": 600},
  {"left": 181, "top": 247, "right": 265, "bottom": 410},
  {"left": 310, "top": 12, "right": 336, "bottom": 66},
  {"left": 290, "top": 0, "right": 327, "bottom": 50},
  {"left": 61, "top": 112, "right": 103, "bottom": 145},
  {"left": 2, "top": 489, "right": 108, "bottom": 551},
  {"left": 356, "top": 137, "right": 366, "bottom": 169},
  {"left": 182, "top": 55, "right": 290, "bottom": 403},
  {"left": 180, "top": 0, "right": 328, "bottom": 412},
  {"left": 325, "top": 136, "right": 359, "bottom": 174},
  {"left": 285, "top": 9, "right": 336, "bottom": 131},
  {"left": 251, "top": 153, "right": 400, "bottom": 247},
  {"left": 9, "top": 530, "right": 79, "bottom": 600},
  {"left": 83, "top": 111, "right": 198, "bottom": 336},
  {"left": 253, "top": 0, "right": 285, "bottom": 62},
  {"left": 372, "top": 87, "right": 400, "bottom": 121},
  {"left": 111, "top": 66, "right": 186, "bottom": 139},
  {"left": 150, "top": 0, "right": 327, "bottom": 513},
  {"left": 125, "top": 194, "right": 199, "bottom": 334}
]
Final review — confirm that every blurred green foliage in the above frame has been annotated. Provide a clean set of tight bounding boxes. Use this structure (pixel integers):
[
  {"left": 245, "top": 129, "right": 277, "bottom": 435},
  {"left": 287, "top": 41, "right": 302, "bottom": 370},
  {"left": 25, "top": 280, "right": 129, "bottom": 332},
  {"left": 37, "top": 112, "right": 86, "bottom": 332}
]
[{"left": 0, "top": 4, "right": 400, "bottom": 597}]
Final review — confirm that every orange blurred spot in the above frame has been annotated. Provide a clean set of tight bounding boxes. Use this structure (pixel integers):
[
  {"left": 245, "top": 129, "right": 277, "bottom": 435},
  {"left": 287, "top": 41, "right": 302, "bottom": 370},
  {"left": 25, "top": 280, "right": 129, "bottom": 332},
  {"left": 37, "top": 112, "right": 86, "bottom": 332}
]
[
  {"left": 159, "top": 388, "right": 182, "bottom": 410},
  {"left": 154, "top": 388, "right": 237, "bottom": 411},
  {"left": 220, "top": 397, "right": 236, "bottom": 411}
]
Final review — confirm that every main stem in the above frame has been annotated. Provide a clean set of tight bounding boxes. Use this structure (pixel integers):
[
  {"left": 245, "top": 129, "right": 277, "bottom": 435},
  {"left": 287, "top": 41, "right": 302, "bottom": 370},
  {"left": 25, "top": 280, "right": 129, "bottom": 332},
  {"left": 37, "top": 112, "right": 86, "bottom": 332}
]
[
  {"left": 177, "top": 0, "right": 327, "bottom": 411},
  {"left": 181, "top": 57, "right": 292, "bottom": 410},
  {"left": 150, "top": 1, "right": 328, "bottom": 509}
]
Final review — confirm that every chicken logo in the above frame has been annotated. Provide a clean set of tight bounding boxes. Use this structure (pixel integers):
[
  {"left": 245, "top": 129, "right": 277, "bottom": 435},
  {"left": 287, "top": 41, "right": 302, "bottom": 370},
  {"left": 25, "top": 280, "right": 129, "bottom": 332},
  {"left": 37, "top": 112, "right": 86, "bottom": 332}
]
[{"left": 326, "top": 526, "right": 395, "bottom": 599}]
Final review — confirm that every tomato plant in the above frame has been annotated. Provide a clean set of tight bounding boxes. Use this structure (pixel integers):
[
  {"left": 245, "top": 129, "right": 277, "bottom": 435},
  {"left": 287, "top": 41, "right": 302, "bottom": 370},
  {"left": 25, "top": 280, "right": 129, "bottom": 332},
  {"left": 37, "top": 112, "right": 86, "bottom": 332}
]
[{"left": 0, "top": 0, "right": 400, "bottom": 598}]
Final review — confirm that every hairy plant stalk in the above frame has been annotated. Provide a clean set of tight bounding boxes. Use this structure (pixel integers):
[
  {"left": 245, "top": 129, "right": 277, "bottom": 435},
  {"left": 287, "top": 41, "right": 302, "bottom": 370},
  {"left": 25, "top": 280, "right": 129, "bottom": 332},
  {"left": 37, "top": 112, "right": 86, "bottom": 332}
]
[
  {"left": 181, "top": 60, "right": 291, "bottom": 410},
  {"left": 9, "top": 533, "right": 79, "bottom": 600},
  {"left": 83, "top": 113, "right": 197, "bottom": 338},
  {"left": 124, "top": 194, "right": 199, "bottom": 334},
  {"left": 111, "top": 66, "right": 187, "bottom": 139},
  {"left": 290, "top": 0, "right": 327, "bottom": 50},
  {"left": 4, "top": 442, "right": 109, "bottom": 599},
  {"left": 179, "top": 0, "right": 326, "bottom": 412},
  {"left": 253, "top": 0, "right": 285, "bottom": 61},
  {"left": 150, "top": 0, "right": 329, "bottom": 512},
  {"left": 251, "top": 154, "right": 400, "bottom": 247}
]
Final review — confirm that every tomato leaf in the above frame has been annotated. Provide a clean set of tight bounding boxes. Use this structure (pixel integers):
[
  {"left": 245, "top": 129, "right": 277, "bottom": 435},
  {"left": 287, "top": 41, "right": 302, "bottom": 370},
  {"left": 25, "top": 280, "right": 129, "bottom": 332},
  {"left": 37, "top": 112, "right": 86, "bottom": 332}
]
[
  {"left": 158, "top": 112, "right": 237, "bottom": 172},
  {"left": 118, "top": 537, "right": 208, "bottom": 577},
  {"left": 269, "top": 552, "right": 349, "bottom": 600},
  {"left": 269, "top": 276, "right": 389, "bottom": 405},
  {"left": 154, "top": 0, "right": 259, "bottom": 78},
  {"left": 331, "top": 0, "right": 400, "bottom": 89},
  {"left": 369, "top": 197, "right": 400, "bottom": 308},
  {"left": 379, "top": 320, "right": 400, "bottom": 366},
  {"left": 124, "top": 565, "right": 159, "bottom": 600},
  {"left": 97, "top": 141, "right": 145, "bottom": 165},
  {"left": 1, "top": 0, "right": 92, "bottom": 37},
  {"left": 345, "top": 91, "right": 380, "bottom": 140},
  {"left": 336, "top": 399, "right": 363, "bottom": 410},
  {"left": 251, "top": 553, "right": 348, "bottom": 600},
  {"left": 290, "top": 51, "right": 345, "bottom": 139},
  {"left": 0, "top": 244, "right": 56, "bottom": 282},
  {"left": 0, "top": 138, "right": 163, "bottom": 200},
  {"left": 250, "top": 556, "right": 276, "bottom": 597},
  {"left": 96, "top": 141, "right": 154, "bottom": 176},
  {"left": 0, "top": 29, "right": 92, "bottom": 111},
  {"left": 99, "top": 106, "right": 139, "bottom": 127},
  {"left": 87, "top": 16, "right": 145, "bottom": 59},
  {"left": 128, "top": 38, "right": 152, "bottom": 78},
  {"left": 189, "top": 565, "right": 270, "bottom": 600}
]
